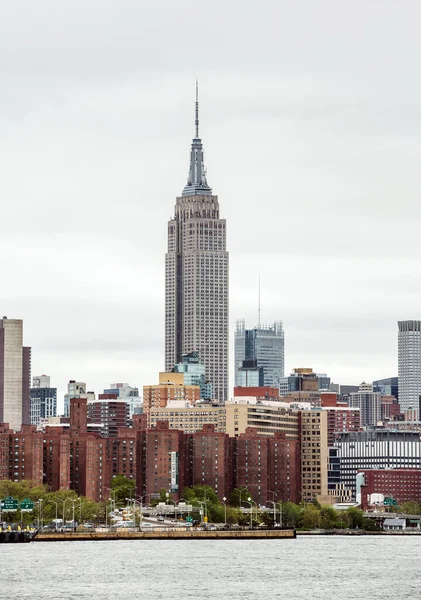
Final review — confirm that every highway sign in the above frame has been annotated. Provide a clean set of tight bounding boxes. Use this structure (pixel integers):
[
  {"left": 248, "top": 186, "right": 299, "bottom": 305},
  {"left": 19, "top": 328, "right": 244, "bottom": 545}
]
[
  {"left": 186, "top": 516, "right": 193, "bottom": 522},
  {"left": 384, "top": 497, "right": 397, "bottom": 506},
  {"left": 20, "top": 498, "right": 34, "bottom": 511},
  {"left": 0, "top": 496, "right": 19, "bottom": 511}
]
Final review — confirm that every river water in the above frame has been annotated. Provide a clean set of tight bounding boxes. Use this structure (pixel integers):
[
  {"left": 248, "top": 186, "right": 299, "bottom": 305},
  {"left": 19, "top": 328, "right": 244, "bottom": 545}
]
[{"left": 2, "top": 536, "right": 419, "bottom": 599}]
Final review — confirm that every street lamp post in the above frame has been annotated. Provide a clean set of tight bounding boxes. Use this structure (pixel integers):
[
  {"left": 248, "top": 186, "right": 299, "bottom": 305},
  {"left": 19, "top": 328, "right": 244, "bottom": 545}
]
[
  {"left": 136, "top": 494, "right": 151, "bottom": 527},
  {"left": 78, "top": 499, "right": 85, "bottom": 524},
  {"left": 71, "top": 499, "right": 76, "bottom": 529},
  {"left": 57, "top": 499, "right": 68, "bottom": 529},
  {"left": 276, "top": 501, "right": 283, "bottom": 527},
  {"left": 105, "top": 500, "right": 111, "bottom": 529},
  {"left": 104, "top": 487, "right": 116, "bottom": 512},
  {"left": 166, "top": 497, "right": 177, "bottom": 521},
  {"left": 194, "top": 501, "right": 206, "bottom": 525},
  {"left": 247, "top": 497, "right": 257, "bottom": 529},
  {"left": 267, "top": 501, "right": 276, "bottom": 526},
  {"left": 244, "top": 500, "right": 253, "bottom": 530},
  {"left": 267, "top": 491, "right": 276, "bottom": 524},
  {"left": 222, "top": 497, "right": 227, "bottom": 525},
  {"left": 178, "top": 498, "right": 191, "bottom": 522},
  {"left": 37, "top": 499, "right": 43, "bottom": 530},
  {"left": 51, "top": 501, "right": 58, "bottom": 531}
]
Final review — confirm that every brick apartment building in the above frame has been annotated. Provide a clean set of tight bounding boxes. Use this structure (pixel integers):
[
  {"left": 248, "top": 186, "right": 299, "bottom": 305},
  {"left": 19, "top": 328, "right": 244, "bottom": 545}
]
[
  {"left": 320, "top": 392, "right": 361, "bottom": 445},
  {"left": 0, "top": 398, "right": 111, "bottom": 502},
  {"left": 136, "top": 420, "right": 187, "bottom": 500},
  {"left": 187, "top": 423, "right": 231, "bottom": 500},
  {"left": 359, "top": 469, "right": 421, "bottom": 509},
  {"left": 87, "top": 394, "right": 130, "bottom": 438},
  {"left": 233, "top": 428, "right": 269, "bottom": 505},
  {"left": 268, "top": 432, "right": 300, "bottom": 504},
  {"left": 0, "top": 397, "right": 346, "bottom": 507}
]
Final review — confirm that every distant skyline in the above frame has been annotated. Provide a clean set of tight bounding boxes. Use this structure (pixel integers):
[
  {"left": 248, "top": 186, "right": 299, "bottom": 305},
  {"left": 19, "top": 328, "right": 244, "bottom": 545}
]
[{"left": 1, "top": 1, "right": 419, "bottom": 410}]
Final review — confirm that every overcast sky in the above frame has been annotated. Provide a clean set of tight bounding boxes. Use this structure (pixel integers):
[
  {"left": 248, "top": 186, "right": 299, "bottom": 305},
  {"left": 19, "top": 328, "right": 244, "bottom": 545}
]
[{"left": 1, "top": 0, "right": 420, "bottom": 409}]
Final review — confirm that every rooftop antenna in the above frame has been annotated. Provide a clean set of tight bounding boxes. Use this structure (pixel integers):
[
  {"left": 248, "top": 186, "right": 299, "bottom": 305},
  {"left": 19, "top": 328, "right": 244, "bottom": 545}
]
[
  {"left": 195, "top": 79, "right": 199, "bottom": 138},
  {"left": 258, "top": 270, "right": 261, "bottom": 329}
]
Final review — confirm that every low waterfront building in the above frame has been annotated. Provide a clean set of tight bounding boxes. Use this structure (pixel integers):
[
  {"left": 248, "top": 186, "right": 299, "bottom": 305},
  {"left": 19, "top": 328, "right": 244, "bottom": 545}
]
[
  {"left": 359, "top": 468, "right": 421, "bottom": 508},
  {"left": 333, "top": 430, "right": 421, "bottom": 499}
]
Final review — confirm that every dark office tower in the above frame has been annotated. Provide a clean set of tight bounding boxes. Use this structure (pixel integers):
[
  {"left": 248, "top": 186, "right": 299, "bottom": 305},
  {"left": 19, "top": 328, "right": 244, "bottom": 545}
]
[
  {"left": 165, "top": 85, "right": 229, "bottom": 402},
  {"left": 235, "top": 320, "right": 284, "bottom": 389},
  {"left": 30, "top": 375, "right": 57, "bottom": 426}
]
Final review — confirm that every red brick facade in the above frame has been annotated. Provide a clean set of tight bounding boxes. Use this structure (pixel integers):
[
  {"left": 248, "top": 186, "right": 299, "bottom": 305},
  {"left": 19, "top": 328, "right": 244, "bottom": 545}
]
[
  {"left": 0, "top": 402, "right": 302, "bottom": 505},
  {"left": 268, "top": 432, "right": 300, "bottom": 503},
  {"left": 359, "top": 469, "right": 421, "bottom": 508}
]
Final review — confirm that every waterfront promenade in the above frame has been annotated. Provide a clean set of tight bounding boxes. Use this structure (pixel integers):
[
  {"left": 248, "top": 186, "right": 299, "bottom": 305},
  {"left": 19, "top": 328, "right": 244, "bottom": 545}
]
[{"left": 35, "top": 528, "right": 296, "bottom": 541}]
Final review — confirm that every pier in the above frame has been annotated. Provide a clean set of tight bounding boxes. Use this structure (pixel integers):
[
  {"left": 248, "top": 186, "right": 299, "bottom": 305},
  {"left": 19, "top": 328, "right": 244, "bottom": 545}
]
[{"left": 35, "top": 528, "right": 296, "bottom": 541}]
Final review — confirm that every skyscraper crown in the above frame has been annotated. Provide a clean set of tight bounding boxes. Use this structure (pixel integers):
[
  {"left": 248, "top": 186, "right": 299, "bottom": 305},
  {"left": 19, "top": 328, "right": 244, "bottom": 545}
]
[{"left": 182, "top": 81, "right": 212, "bottom": 197}]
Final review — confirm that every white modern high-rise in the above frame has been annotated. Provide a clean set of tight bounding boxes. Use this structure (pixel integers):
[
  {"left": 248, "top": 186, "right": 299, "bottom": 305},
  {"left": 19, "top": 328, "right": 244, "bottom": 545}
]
[
  {"left": 348, "top": 382, "right": 381, "bottom": 427},
  {"left": 0, "top": 317, "right": 31, "bottom": 431},
  {"left": 63, "top": 380, "right": 89, "bottom": 417},
  {"left": 234, "top": 320, "right": 284, "bottom": 389},
  {"left": 165, "top": 85, "right": 229, "bottom": 402},
  {"left": 398, "top": 320, "right": 421, "bottom": 416}
]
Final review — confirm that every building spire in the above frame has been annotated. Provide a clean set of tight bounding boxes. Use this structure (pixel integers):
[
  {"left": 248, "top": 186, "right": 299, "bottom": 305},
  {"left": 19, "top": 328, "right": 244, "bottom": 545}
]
[
  {"left": 182, "top": 81, "right": 212, "bottom": 197},
  {"left": 195, "top": 79, "right": 199, "bottom": 139},
  {"left": 258, "top": 270, "right": 261, "bottom": 329}
]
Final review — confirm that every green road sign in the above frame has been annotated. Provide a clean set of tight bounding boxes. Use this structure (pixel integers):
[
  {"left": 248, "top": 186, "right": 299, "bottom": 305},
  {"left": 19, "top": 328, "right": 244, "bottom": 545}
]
[
  {"left": 20, "top": 498, "right": 34, "bottom": 511},
  {"left": 186, "top": 516, "right": 193, "bottom": 522},
  {"left": 0, "top": 496, "right": 19, "bottom": 511},
  {"left": 384, "top": 497, "right": 397, "bottom": 506}
]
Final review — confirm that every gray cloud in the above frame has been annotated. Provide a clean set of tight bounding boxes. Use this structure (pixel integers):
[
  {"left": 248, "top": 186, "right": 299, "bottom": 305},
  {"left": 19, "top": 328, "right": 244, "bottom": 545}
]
[{"left": 1, "top": 0, "right": 419, "bottom": 407}]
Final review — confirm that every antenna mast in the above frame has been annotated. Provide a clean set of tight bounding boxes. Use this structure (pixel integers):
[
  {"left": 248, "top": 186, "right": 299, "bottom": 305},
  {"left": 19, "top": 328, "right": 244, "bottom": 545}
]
[
  {"left": 195, "top": 79, "right": 199, "bottom": 138},
  {"left": 258, "top": 270, "right": 261, "bottom": 328}
]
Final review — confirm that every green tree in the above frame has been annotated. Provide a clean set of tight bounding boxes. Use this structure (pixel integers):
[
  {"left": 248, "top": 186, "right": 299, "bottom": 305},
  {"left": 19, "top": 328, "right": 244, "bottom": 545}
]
[
  {"left": 229, "top": 487, "right": 253, "bottom": 507},
  {"left": 347, "top": 507, "right": 364, "bottom": 529},
  {"left": 336, "top": 510, "right": 351, "bottom": 529},
  {"left": 180, "top": 487, "right": 196, "bottom": 502},
  {"left": 300, "top": 505, "right": 321, "bottom": 530},
  {"left": 399, "top": 501, "right": 421, "bottom": 515},
  {"left": 261, "top": 511, "right": 275, "bottom": 528},
  {"left": 110, "top": 475, "right": 135, "bottom": 506},
  {"left": 361, "top": 517, "right": 380, "bottom": 531},
  {"left": 320, "top": 506, "right": 339, "bottom": 529},
  {"left": 281, "top": 502, "right": 302, "bottom": 527},
  {"left": 191, "top": 485, "right": 218, "bottom": 504}
]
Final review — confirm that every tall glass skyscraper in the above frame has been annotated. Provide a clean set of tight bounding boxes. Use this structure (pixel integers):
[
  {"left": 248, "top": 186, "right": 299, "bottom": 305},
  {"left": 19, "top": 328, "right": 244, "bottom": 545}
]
[
  {"left": 234, "top": 320, "right": 284, "bottom": 389},
  {"left": 165, "top": 86, "right": 229, "bottom": 402},
  {"left": 398, "top": 320, "right": 421, "bottom": 415}
]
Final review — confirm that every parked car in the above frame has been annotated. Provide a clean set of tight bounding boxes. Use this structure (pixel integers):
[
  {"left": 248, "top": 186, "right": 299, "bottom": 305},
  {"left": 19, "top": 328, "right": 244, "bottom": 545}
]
[
  {"left": 112, "top": 520, "right": 136, "bottom": 529},
  {"left": 157, "top": 516, "right": 165, "bottom": 522}
]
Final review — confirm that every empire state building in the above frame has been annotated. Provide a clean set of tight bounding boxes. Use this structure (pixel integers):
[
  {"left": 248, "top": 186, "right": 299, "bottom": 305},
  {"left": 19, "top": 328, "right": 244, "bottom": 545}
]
[{"left": 165, "top": 85, "right": 229, "bottom": 403}]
